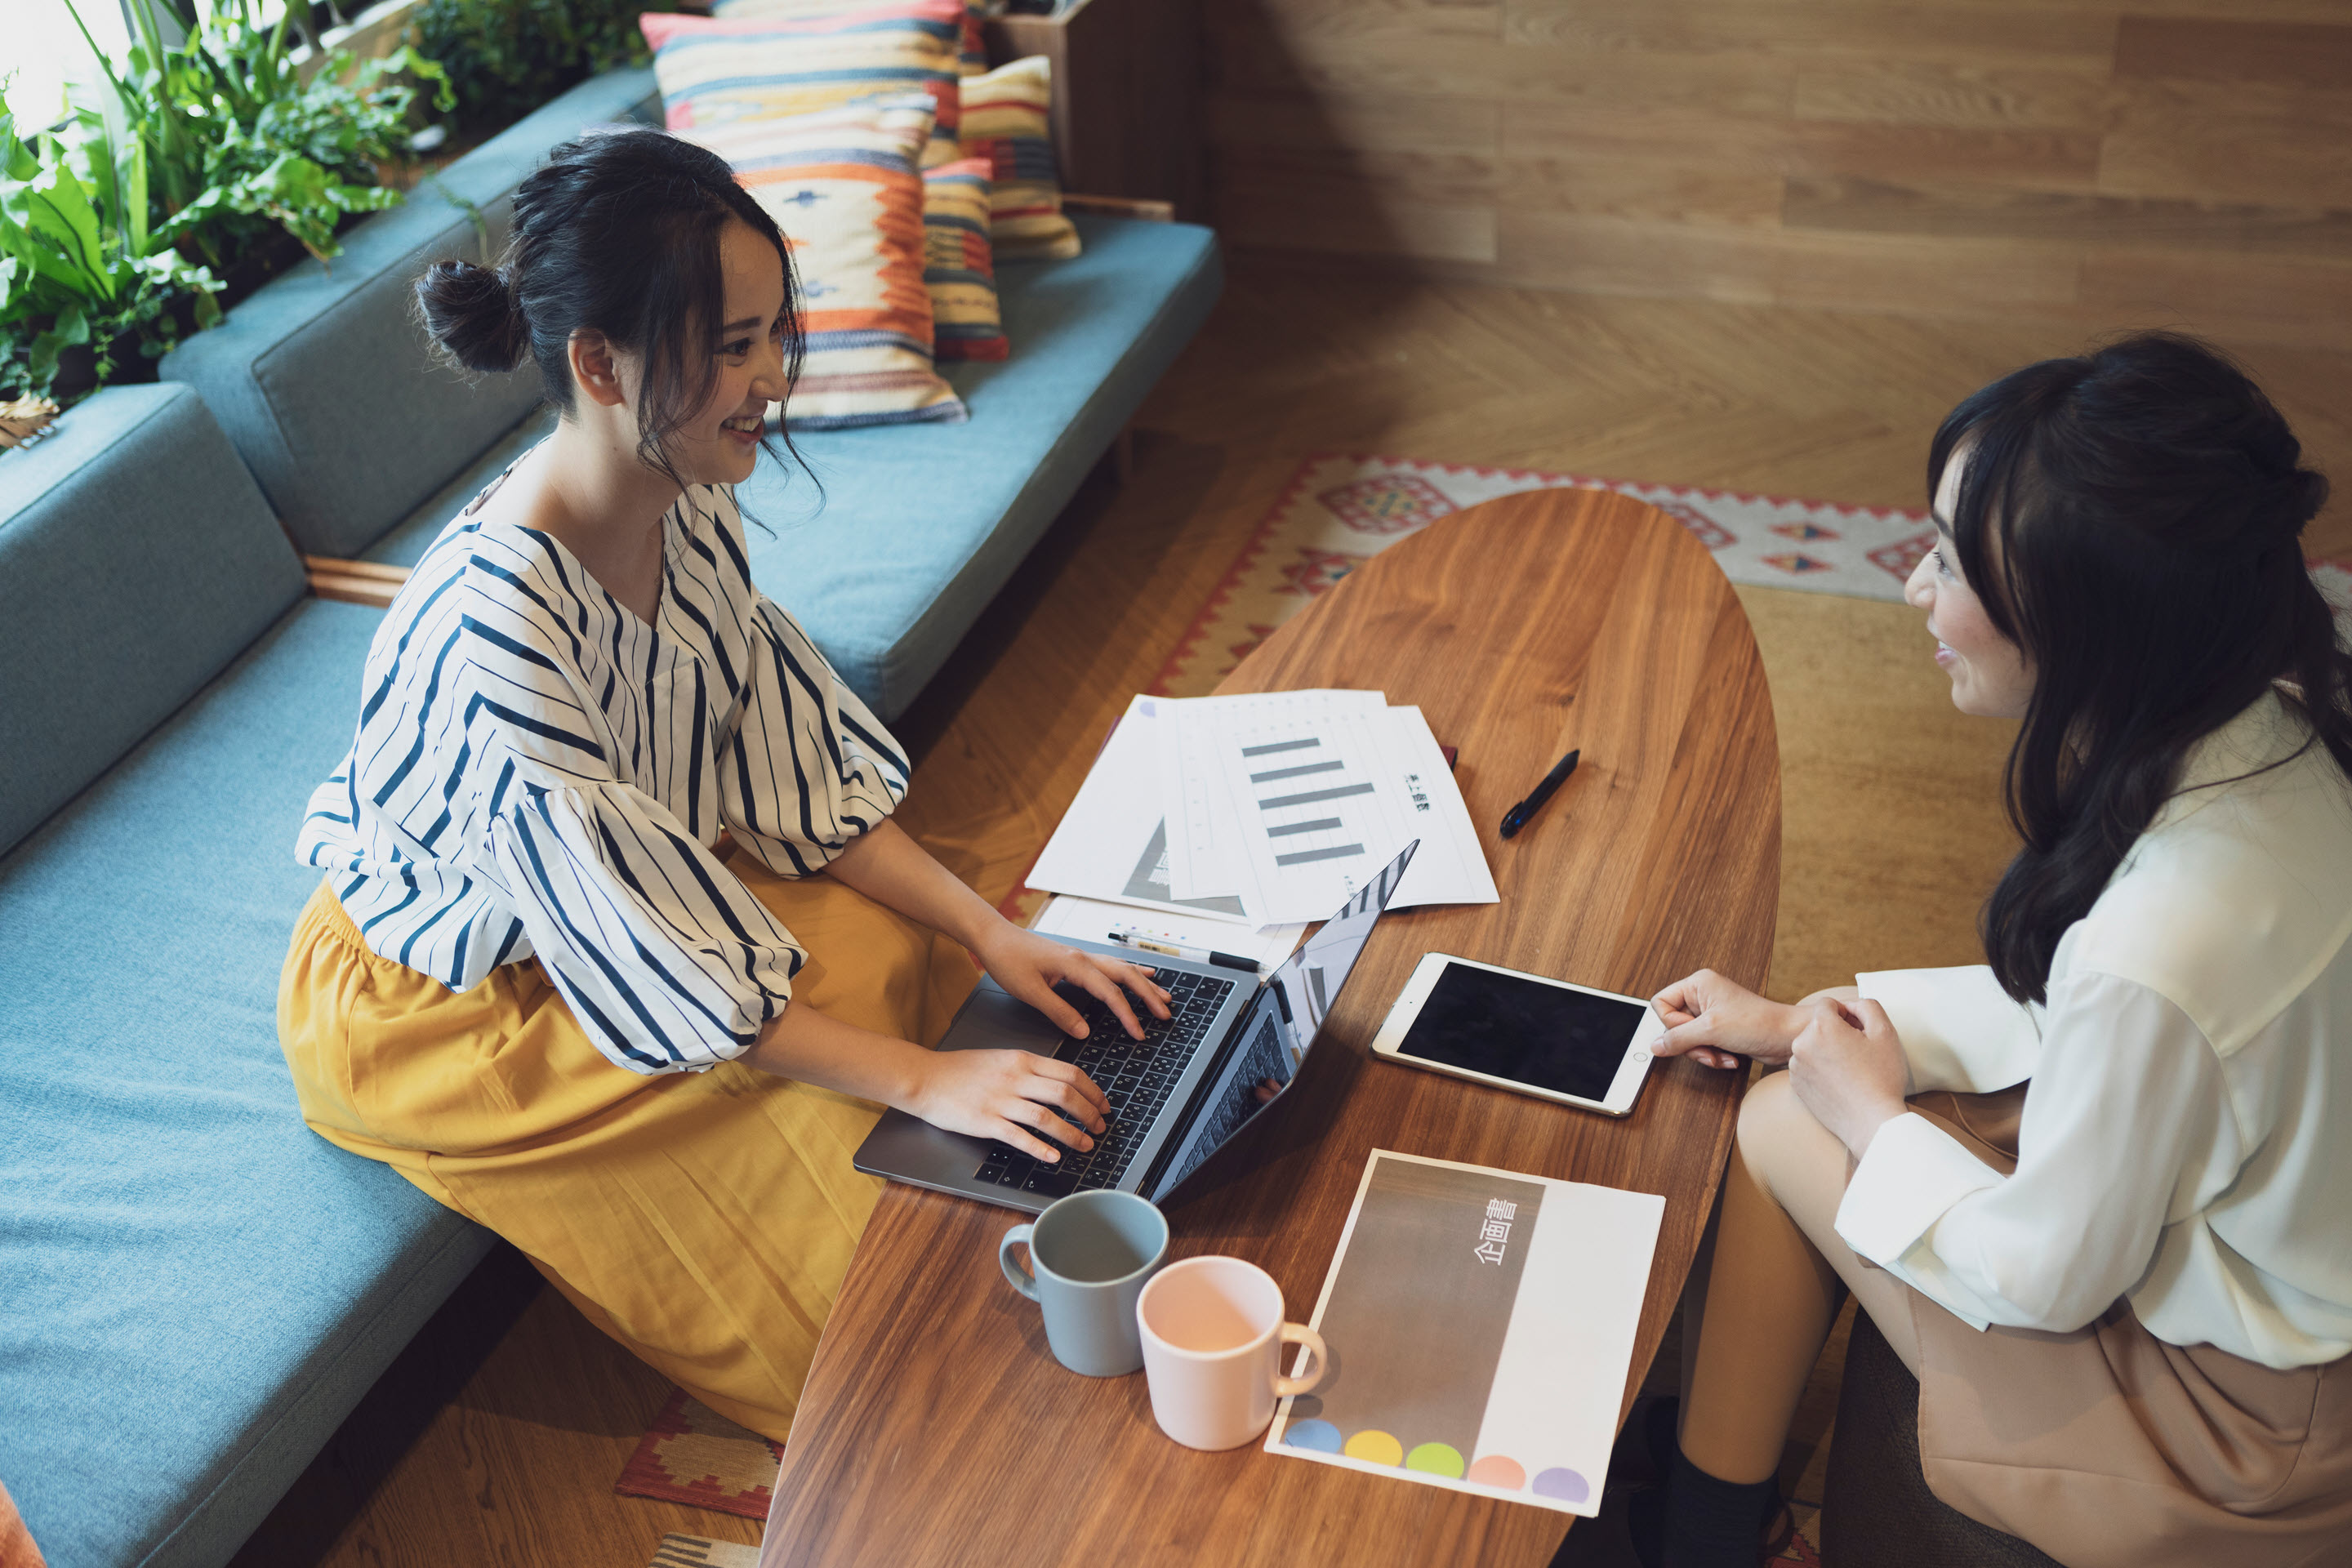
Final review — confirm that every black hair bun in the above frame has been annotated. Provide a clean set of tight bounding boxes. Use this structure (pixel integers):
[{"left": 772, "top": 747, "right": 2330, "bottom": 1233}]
[
  {"left": 416, "top": 257, "right": 528, "bottom": 374},
  {"left": 2286, "top": 467, "right": 2332, "bottom": 532}
]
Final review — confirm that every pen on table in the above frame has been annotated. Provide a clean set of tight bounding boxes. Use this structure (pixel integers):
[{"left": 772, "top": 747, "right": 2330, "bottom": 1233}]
[
  {"left": 1499, "top": 748, "right": 1580, "bottom": 840},
  {"left": 1107, "top": 929, "right": 1258, "bottom": 973}
]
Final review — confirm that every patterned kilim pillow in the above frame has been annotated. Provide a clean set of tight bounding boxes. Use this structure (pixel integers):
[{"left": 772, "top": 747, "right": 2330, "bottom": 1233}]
[
  {"left": 684, "top": 97, "right": 965, "bottom": 428},
  {"left": 642, "top": 2, "right": 967, "bottom": 167},
  {"left": 922, "top": 158, "right": 1005, "bottom": 361},
  {"left": 959, "top": 56, "right": 1082, "bottom": 261},
  {"left": 708, "top": 0, "right": 991, "bottom": 81}
]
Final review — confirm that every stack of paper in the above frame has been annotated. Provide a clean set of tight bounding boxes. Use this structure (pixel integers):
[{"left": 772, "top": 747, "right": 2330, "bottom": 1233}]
[{"left": 1028, "top": 692, "right": 1496, "bottom": 933}]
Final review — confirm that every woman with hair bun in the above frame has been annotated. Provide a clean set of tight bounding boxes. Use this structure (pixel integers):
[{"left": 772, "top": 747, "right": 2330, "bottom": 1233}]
[
  {"left": 278, "top": 127, "right": 1165, "bottom": 1441},
  {"left": 1623, "top": 332, "right": 2352, "bottom": 1567}
]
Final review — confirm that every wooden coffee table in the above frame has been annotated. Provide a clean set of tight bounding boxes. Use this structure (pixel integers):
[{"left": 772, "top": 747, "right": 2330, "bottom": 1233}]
[{"left": 762, "top": 488, "right": 1781, "bottom": 1565}]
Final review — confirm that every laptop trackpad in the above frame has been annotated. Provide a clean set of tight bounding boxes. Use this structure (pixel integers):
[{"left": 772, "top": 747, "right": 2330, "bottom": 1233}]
[{"left": 947, "top": 979, "right": 1062, "bottom": 1054}]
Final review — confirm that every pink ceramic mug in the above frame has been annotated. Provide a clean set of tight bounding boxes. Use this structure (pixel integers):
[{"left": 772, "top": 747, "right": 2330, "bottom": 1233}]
[{"left": 1135, "top": 1255, "right": 1326, "bottom": 1450}]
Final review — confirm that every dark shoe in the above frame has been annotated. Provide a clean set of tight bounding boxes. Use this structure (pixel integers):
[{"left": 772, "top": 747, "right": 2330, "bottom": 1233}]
[
  {"left": 1625, "top": 1448, "right": 1787, "bottom": 1568},
  {"left": 1610, "top": 1396, "right": 1682, "bottom": 1494}
]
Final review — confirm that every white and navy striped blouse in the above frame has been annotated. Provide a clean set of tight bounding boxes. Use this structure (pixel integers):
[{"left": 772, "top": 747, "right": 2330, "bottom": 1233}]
[{"left": 298, "top": 470, "right": 911, "bottom": 1075}]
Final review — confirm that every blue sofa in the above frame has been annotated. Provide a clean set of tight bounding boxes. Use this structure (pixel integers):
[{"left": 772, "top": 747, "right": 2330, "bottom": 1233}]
[{"left": 0, "top": 65, "right": 1219, "bottom": 1568}]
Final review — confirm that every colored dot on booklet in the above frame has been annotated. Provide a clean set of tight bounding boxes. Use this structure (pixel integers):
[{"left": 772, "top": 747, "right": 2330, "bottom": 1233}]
[
  {"left": 1532, "top": 1467, "right": 1592, "bottom": 1504},
  {"left": 1282, "top": 1419, "right": 1343, "bottom": 1453},
  {"left": 1405, "top": 1442, "right": 1465, "bottom": 1478},
  {"left": 1466, "top": 1454, "right": 1526, "bottom": 1490}
]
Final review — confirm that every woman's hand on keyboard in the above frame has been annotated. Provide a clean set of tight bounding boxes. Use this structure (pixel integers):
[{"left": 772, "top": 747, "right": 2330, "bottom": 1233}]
[
  {"left": 973, "top": 925, "right": 1173, "bottom": 1041},
  {"left": 906, "top": 1048, "right": 1112, "bottom": 1164}
]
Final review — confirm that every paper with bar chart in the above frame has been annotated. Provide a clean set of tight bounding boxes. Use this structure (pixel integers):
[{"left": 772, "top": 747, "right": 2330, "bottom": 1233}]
[
  {"left": 1265, "top": 1150, "right": 1664, "bottom": 1516},
  {"left": 1158, "top": 689, "right": 1386, "bottom": 906},
  {"left": 1160, "top": 692, "right": 1494, "bottom": 925}
]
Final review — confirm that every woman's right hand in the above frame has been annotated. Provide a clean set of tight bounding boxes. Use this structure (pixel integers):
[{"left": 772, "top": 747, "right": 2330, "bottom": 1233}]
[
  {"left": 1650, "top": 969, "right": 1806, "bottom": 1071},
  {"left": 903, "top": 1047, "right": 1111, "bottom": 1165}
]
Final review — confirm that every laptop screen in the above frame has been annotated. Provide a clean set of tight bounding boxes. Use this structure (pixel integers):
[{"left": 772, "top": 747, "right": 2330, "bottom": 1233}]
[
  {"left": 1148, "top": 840, "right": 1421, "bottom": 1200},
  {"left": 1265, "top": 838, "right": 1420, "bottom": 1070}
]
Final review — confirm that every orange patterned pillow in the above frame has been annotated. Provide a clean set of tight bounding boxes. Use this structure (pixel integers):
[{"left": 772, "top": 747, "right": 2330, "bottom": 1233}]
[
  {"left": 643, "top": 2, "right": 967, "bottom": 167},
  {"left": 684, "top": 98, "right": 965, "bottom": 428},
  {"left": 708, "top": 0, "right": 991, "bottom": 82}
]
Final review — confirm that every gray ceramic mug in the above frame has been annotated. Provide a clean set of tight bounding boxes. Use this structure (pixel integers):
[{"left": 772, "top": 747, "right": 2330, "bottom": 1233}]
[{"left": 999, "top": 1189, "right": 1170, "bottom": 1377}]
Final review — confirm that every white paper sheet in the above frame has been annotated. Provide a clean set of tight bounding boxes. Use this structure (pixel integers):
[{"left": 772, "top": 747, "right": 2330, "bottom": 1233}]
[
  {"left": 1266, "top": 1150, "right": 1665, "bottom": 1517},
  {"left": 1025, "top": 696, "right": 1253, "bottom": 924},
  {"left": 1177, "top": 701, "right": 1497, "bottom": 925},
  {"left": 1157, "top": 690, "right": 1386, "bottom": 902}
]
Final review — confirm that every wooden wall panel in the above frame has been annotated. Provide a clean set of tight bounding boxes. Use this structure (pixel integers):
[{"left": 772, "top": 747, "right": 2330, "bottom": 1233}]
[{"left": 1205, "top": 0, "right": 2352, "bottom": 341}]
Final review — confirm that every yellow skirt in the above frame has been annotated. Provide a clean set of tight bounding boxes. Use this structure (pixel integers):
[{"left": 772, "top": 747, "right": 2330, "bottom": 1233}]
[{"left": 277, "top": 854, "right": 977, "bottom": 1443}]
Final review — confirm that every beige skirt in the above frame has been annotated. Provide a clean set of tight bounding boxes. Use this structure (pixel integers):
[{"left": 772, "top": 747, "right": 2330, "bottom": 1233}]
[{"left": 1902, "top": 1089, "right": 2352, "bottom": 1567}]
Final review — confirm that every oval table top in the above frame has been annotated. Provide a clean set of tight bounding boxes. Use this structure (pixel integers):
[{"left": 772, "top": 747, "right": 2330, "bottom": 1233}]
[{"left": 763, "top": 488, "right": 1783, "bottom": 1566}]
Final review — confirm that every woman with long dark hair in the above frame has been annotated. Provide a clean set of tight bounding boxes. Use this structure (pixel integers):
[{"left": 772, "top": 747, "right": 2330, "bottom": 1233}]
[
  {"left": 278, "top": 127, "right": 1166, "bottom": 1441},
  {"left": 1636, "top": 332, "right": 2352, "bottom": 1566}
]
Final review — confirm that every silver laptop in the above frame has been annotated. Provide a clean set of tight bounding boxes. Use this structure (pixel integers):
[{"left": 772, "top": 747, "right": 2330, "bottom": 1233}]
[{"left": 855, "top": 840, "right": 1419, "bottom": 1213}]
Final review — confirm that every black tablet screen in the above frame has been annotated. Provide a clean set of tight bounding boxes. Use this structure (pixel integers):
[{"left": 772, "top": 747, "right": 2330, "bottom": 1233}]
[{"left": 1396, "top": 963, "right": 1647, "bottom": 1102}]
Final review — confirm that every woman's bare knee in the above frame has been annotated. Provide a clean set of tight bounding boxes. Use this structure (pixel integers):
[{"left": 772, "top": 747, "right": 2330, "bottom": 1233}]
[{"left": 1735, "top": 1071, "right": 1850, "bottom": 1214}]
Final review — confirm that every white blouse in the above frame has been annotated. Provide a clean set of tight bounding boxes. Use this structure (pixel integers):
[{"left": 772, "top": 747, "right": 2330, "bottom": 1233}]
[
  {"left": 1836, "top": 693, "right": 2352, "bottom": 1370},
  {"left": 298, "top": 477, "right": 909, "bottom": 1076}
]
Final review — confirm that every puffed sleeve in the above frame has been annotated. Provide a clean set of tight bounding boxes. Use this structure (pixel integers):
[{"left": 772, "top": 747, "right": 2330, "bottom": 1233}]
[
  {"left": 1855, "top": 964, "right": 2042, "bottom": 1094},
  {"left": 717, "top": 596, "right": 911, "bottom": 876},
  {"left": 455, "top": 616, "right": 812, "bottom": 1075},
  {"left": 1834, "top": 971, "right": 2231, "bottom": 1332}
]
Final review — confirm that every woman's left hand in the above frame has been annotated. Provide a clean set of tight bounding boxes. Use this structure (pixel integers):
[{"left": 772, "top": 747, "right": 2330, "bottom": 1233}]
[
  {"left": 971, "top": 924, "right": 1171, "bottom": 1041},
  {"left": 1787, "top": 996, "right": 1912, "bottom": 1160}
]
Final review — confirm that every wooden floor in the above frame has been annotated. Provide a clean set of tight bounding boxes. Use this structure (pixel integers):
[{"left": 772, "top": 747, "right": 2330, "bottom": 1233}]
[{"left": 237, "top": 256, "right": 2352, "bottom": 1568}]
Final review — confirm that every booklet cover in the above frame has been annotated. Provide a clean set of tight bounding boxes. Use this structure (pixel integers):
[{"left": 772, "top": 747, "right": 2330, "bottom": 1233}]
[{"left": 1265, "top": 1149, "right": 1665, "bottom": 1515}]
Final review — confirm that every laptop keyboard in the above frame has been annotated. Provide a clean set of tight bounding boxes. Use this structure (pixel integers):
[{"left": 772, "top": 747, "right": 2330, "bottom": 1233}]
[{"left": 974, "top": 967, "right": 1236, "bottom": 1200}]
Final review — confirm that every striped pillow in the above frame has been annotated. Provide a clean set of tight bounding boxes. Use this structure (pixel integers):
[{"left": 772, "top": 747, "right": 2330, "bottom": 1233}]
[
  {"left": 641, "top": 2, "right": 967, "bottom": 167},
  {"left": 923, "top": 158, "right": 1005, "bottom": 361},
  {"left": 684, "top": 98, "right": 966, "bottom": 429},
  {"left": 708, "top": 0, "right": 991, "bottom": 80},
  {"left": 958, "top": 56, "right": 1080, "bottom": 261}
]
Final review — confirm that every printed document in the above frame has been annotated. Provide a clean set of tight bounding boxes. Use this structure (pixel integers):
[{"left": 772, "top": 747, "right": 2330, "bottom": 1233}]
[{"left": 1267, "top": 1150, "right": 1664, "bottom": 1516}]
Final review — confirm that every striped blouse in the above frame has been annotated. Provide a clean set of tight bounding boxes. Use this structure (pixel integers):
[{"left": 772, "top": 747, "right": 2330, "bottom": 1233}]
[{"left": 298, "top": 472, "right": 911, "bottom": 1075}]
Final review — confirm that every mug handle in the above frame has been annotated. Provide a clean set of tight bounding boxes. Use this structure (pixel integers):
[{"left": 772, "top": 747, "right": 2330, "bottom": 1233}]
[
  {"left": 999, "top": 1223, "right": 1040, "bottom": 1302},
  {"left": 1272, "top": 1323, "right": 1327, "bottom": 1397}
]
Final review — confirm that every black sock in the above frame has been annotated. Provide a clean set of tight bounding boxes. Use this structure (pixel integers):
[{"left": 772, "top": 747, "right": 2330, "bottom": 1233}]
[{"left": 1661, "top": 1449, "right": 1781, "bottom": 1568}]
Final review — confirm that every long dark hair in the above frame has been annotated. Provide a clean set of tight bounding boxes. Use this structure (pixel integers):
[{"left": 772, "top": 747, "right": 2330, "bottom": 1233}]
[
  {"left": 413, "top": 126, "right": 804, "bottom": 489},
  {"left": 1933, "top": 332, "right": 2350, "bottom": 1004}
]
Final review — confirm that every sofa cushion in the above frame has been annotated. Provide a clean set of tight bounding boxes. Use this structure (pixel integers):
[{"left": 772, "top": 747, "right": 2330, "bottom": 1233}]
[
  {"left": 960, "top": 57, "right": 1081, "bottom": 261},
  {"left": 0, "top": 382, "right": 305, "bottom": 858},
  {"left": 924, "top": 158, "right": 1008, "bottom": 362},
  {"left": 0, "top": 596, "right": 492, "bottom": 1568},
  {"left": 159, "top": 69, "right": 661, "bottom": 559}
]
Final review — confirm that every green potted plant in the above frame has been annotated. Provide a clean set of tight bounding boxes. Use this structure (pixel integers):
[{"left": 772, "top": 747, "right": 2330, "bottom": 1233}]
[
  {"left": 413, "top": 0, "right": 650, "bottom": 136},
  {"left": 0, "top": 0, "right": 451, "bottom": 404}
]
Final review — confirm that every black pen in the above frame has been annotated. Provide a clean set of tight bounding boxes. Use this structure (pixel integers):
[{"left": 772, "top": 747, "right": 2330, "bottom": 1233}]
[
  {"left": 1107, "top": 929, "right": 1258, "bottom": 973},
  {"left": 1499, "top": 748, "right": 1580, "bottom": 840}
]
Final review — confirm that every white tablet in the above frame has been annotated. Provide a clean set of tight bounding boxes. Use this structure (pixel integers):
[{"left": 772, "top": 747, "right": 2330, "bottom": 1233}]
[{"left": 1369, "top": 952, "right": 1663, "bottom": 1116}]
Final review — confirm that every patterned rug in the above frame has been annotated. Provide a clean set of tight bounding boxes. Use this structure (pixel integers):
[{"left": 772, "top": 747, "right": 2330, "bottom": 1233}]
[
  {"left": 614, "top": 1389, "right": 782, "bottom": 1521},
  {"left": 1151, "top": 452, "right": 2352, "bottom": 698}
]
